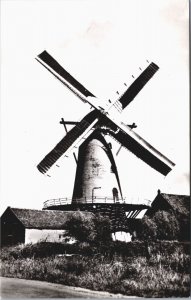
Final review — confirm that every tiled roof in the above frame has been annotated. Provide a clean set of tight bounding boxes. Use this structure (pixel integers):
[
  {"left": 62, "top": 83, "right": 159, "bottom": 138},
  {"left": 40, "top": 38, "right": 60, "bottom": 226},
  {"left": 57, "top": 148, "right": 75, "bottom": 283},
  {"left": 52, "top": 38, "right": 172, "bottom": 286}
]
[
  {"left": 8, "top": 207, "right": 94, "bottom": 229},
  {"left": 160, "top": 193, "right": 190, "bottom": 216}
]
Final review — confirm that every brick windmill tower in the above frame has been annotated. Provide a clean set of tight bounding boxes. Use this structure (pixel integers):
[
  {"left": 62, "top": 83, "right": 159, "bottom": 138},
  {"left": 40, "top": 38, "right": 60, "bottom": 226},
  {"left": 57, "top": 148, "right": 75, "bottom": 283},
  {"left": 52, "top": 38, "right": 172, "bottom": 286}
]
[{"left": 36, "top": 51, "right": 175, "bottom": 237}]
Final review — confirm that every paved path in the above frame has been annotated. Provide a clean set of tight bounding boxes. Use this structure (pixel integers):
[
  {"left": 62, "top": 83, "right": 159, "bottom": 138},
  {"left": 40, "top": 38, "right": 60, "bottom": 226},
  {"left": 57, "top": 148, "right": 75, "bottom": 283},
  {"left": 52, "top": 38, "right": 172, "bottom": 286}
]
[{"left": 1, "top": 277, "right": 135, "bottom": 298}]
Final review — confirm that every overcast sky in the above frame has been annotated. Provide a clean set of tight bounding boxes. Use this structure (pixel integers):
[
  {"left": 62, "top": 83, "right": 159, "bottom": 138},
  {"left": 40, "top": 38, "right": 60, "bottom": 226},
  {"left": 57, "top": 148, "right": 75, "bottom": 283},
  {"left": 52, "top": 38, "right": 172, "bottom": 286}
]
[{"left": 0, "top": 0, "right": 189, "bottom": 214}]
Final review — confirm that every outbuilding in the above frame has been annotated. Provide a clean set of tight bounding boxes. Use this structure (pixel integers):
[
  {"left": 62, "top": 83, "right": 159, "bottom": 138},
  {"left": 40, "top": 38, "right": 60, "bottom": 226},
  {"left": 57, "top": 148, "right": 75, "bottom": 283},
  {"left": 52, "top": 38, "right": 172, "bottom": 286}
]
[
  {"left": 146, "top": 191, "right": 190, "bottom": 217},
  {"left": 145, "top": 191, "right": 190, "bottom": 240},
  {"left": 1, "top": 207, "right": 94, "bottom": 246}
]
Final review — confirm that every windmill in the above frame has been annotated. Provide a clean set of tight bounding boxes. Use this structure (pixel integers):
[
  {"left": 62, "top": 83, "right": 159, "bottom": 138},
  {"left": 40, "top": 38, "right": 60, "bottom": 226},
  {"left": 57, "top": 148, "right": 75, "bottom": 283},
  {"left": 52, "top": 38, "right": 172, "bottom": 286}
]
[{"left": 36, "top": 50, "right": 175, "bottom": 231}]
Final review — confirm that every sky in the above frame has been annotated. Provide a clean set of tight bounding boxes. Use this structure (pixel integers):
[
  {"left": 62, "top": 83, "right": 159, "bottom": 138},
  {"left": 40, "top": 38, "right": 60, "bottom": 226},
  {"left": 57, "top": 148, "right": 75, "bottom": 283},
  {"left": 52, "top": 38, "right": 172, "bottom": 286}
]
[{"left": 0, "top": 0, "right": 189, "bottom": 214}]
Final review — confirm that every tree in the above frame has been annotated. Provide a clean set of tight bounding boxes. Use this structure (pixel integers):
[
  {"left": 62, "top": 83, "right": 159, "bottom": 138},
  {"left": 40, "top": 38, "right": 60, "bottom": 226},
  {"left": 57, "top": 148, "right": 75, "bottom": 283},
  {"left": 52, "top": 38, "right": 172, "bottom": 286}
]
[
  {"left": 136, "top": 210, "right": 180, "bottom": 240},
  {"left": 63, "top": 212, "right": 111, "bottom": 244},
  {"left": 63, "top": 211, "right": 96, "bottom": 243},
  {"left": 153, "top": 210, "right": 180, "bottom": 240},
  {"left": 136, "top": 215, "right": 157, "bottom": 240}
]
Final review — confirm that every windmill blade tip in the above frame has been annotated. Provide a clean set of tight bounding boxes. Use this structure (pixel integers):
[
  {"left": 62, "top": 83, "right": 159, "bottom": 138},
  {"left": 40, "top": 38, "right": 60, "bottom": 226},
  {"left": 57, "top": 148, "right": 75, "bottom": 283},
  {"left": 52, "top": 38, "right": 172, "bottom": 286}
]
[
  {"left": 37, "top": 164, "right": 46, "bottom": 174},
  {"left": 37, "top": 49, "right": 48, "bottom": 57},
  {"left": 150, "top": 61, "right": 160, "bottom": 70}
]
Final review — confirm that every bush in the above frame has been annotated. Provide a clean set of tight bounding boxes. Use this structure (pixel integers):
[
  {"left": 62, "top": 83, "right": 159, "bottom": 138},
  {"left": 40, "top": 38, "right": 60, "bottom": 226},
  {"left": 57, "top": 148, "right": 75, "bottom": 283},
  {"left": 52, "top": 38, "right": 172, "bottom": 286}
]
[
  {"left": 63, "top": 211, "right": 96, "bottom": 243},
  {"left": 1, "top": 242, "right": 77, "bottom": 260},
  {"left": 136, "top": 210, "right": 181, "bottom": 241},
  {"left": 154, "top": 210, "right": 180, "bottom": 240},
  {"left": 95, "top": 240, "right": 190, "bottom": 259},
  {"left": 1, "top": 243, "right": 190, "bottom": 297},
  {"left": 63, "top": 212, "right": 111, "bottom": 245}
]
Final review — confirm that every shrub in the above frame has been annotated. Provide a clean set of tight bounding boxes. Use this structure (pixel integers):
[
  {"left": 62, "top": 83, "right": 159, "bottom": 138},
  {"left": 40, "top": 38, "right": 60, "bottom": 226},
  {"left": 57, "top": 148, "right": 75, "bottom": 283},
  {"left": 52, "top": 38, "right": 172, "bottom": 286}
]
[
  {"left": 153, "top": 210, "right": 180, "bottom": 240},
  {"left": 1, "top": 242, "right": 77, "bottom": 260},
  {"left": 1, "top": 246, "right": 190, "bottom": 297},
  {"left": 63, "top": 212, "right": 111, "bottom": 245},
  {"left": 136, "top": 210, "right": 181, "bottom": 241},
  {"left": 63, "top": 211, "right": 96, "bottom": 243}
]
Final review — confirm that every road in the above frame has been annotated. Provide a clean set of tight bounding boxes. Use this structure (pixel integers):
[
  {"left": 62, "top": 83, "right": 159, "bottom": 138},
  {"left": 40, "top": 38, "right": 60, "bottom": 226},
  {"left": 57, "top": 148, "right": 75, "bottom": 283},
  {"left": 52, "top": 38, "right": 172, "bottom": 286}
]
[{"left": 1, "top": 277, "right": 135, "bottom": 298}]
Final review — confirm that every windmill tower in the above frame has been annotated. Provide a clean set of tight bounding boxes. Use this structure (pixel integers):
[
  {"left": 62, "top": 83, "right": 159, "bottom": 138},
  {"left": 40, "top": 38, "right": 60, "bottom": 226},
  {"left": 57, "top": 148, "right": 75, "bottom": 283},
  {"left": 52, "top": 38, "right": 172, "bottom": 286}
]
[
  {"left": 59, "top": 114, "right": 123, "bottom": 203},
  {"left": 36, "top": 51, "right": 175, "bottom": 236},
  {"left": 72, "top": 127, "right": 123, "bottom": 203}
]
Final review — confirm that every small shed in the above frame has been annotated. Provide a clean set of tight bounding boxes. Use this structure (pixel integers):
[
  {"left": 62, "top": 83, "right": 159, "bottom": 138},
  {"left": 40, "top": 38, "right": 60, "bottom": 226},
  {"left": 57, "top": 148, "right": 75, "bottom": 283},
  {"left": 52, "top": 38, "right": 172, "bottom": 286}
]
[
  {"left": 145, "top": 191, "right": 190, "bottom": 240},
  {"left": 146, "top": 192, "right": 190, "bottom": 217},
  {"left": 1, "top": 207, "right": 94, "bottom": 246}
]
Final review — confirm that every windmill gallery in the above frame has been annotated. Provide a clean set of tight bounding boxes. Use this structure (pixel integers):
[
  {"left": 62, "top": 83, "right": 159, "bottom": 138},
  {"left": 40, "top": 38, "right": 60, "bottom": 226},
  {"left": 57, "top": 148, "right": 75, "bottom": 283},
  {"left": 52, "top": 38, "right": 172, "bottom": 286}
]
[{"left": 2, "top": 51, "right": 177, "bottom": 244}]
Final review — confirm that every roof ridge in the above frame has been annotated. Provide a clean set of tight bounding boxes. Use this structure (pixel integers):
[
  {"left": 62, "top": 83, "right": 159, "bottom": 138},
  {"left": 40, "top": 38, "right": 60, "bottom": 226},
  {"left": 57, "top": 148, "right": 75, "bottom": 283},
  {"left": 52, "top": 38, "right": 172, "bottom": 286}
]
[
  {"left": 161, "top": 193, "right": 190, "bottom": 197},
  {"left": 10, "top": 207, "right": 94, "bottom": 214},
  {"left": 10, "top": 207, "right": 44, "bottom": 212},
  {"left": 7, "top": 208, "right": 94, "bottom": 229}
]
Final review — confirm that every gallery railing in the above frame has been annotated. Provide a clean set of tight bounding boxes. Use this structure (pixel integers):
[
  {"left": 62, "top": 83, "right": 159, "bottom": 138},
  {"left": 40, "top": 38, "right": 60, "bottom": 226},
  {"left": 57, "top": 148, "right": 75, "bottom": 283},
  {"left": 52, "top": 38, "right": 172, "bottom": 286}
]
[{"left": 43, "top": 197, "right": 152, "bottom": 209}]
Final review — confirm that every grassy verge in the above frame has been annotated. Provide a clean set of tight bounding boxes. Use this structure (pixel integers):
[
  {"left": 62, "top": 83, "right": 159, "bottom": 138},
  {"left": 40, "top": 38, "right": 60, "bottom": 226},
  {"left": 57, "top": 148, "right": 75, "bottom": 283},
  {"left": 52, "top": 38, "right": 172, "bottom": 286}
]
[{"left": 1, "top": 241, "right": 190, "bottom": 297}]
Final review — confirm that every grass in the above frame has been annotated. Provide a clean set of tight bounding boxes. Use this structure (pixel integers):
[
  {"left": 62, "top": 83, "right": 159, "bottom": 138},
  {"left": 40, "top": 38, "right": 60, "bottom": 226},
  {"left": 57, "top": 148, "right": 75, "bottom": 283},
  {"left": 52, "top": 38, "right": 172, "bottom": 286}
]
[{"left": 1, "top": 241, "right": 190, "bottom": 297}]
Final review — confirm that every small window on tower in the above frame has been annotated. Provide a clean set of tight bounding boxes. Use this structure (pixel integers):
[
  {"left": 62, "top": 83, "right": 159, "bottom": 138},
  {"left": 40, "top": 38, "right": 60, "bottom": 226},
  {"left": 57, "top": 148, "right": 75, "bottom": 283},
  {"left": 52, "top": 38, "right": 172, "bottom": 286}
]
[{"left": 108, "top": 143, "right": 112, "bottom": 149}]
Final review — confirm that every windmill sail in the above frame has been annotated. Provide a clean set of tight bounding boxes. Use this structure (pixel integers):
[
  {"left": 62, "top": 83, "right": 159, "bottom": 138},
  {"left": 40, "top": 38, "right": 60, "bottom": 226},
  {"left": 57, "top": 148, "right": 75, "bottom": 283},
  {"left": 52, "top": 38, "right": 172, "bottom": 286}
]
[
  {"left": 36, "top": 51, "right": 158, "bottom": 115},
  {"left": 37, "top": 110, "right": 99, "bottom": 174},
  {"left": 118, "top": 62, "right": 159, "bottom": 109},
  {"left": 36, "top": 51, "right": 175, "bottom": 177},
  {"left": 36, "top": 51, "right": 96, "bottom": 104},
  {"left": 104, "top": 117, "right": 175, "bottom": 176},
  {"left": 111, "top": 129, "right": 174, "bottom": 175}
]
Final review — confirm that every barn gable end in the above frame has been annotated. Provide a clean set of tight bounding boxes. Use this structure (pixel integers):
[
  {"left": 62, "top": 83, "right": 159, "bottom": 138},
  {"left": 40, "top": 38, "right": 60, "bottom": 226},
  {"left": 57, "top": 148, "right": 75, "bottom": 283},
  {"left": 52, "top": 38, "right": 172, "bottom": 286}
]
[
  {"left": 146, "top": 192, "right": 190, "bottom": 217},
  {"left": 1, "top": 207, "right": 25, "bottom": 246}
]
